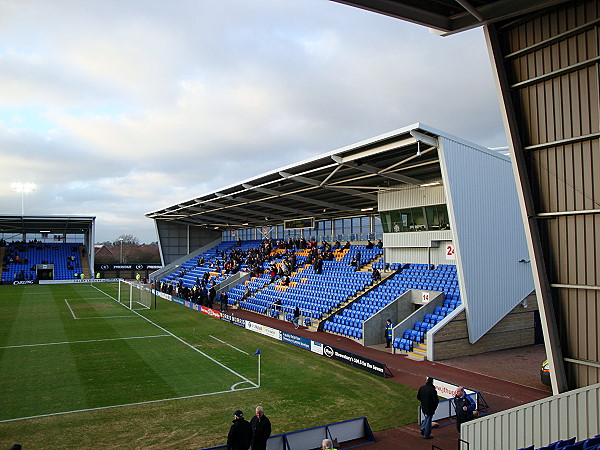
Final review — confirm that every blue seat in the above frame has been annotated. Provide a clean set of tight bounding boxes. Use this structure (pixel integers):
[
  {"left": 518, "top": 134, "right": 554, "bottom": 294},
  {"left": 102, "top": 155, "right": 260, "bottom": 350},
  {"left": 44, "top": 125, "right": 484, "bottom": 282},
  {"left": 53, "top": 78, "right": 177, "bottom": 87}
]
[
  {"left": 584, "top": 437, "right": 600, "bottom": 449},
  {"left": 556, "top": 438, "right": 577, "bottom": 448}
]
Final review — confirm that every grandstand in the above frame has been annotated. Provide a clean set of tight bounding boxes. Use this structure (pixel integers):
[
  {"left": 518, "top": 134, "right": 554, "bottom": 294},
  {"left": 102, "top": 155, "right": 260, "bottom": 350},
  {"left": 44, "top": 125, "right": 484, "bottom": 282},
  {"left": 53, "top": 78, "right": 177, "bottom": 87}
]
[
  {"left": 0, "top": 215, "right": 95, "bottom": 283},
  {"left": 148, "top": 123, "right": 536, "bottom": 364},
  {"left": 2, "top": 241, "right": 83, "bottom": 281}
]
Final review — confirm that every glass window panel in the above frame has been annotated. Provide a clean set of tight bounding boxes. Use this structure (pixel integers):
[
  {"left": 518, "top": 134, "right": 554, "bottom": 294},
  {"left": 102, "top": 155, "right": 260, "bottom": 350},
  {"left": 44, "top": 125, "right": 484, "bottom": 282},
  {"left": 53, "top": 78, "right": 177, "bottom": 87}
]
[
  {"left": 410, "top": 207, "right": 425, "bottom": 231},
  {"left": 373, "top": 215, "right": 383, "bottom": 233}
]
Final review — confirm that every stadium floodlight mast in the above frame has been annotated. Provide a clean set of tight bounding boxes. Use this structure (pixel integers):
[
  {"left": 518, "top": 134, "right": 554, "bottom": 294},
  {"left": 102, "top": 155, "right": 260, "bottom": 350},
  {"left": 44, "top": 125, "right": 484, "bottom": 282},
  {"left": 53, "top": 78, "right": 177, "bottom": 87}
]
[
  {"left": 118, "top": 238, "right": 124, "bottom": 263},
  {"left": 11, "top": 182, "right": 36, "bottom": 215}
]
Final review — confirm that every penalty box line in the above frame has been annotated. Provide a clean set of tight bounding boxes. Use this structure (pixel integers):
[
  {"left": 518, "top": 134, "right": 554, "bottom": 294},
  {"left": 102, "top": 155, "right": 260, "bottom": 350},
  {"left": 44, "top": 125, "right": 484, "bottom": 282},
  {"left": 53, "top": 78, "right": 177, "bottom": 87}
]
[
  {"left": 0, "top": 385, "right": 259, "bottom": 424},
  {"left": 64, "top": 299, "right": 136, "bottom": 320},
  {"left": 90, "top": 284, "right": 258, "bottom": 388},
  {"left": 0, "top": 334, "right": 171, "bottom": 350}
]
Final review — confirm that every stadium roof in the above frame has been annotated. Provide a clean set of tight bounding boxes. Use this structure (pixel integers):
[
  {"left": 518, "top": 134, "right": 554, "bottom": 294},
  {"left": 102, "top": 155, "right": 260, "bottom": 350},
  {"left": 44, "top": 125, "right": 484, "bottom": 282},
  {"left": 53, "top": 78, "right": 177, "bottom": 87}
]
[
  {"left": 331, "top": 0, "right": 570, "bottom": 35},
  {"left": 146, "top": 123, "right": 476, "bottom": 230},
  {"left": 0, "top": 215, "right": 95, "bottom": 237}
]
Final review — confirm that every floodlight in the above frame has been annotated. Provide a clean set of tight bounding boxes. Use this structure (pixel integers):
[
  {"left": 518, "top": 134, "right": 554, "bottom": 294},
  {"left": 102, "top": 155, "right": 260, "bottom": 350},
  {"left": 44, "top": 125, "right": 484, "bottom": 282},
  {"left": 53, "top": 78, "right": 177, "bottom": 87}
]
[{"left": 11, "top": 182, "right": 37, "bottom": 215}]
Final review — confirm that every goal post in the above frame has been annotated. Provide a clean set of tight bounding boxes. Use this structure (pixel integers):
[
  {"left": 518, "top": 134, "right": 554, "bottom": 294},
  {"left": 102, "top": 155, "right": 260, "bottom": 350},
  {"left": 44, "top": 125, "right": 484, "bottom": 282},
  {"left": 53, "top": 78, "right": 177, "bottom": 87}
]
[{"left": 118, "top": 279, "right": 156, "bottom": 310}]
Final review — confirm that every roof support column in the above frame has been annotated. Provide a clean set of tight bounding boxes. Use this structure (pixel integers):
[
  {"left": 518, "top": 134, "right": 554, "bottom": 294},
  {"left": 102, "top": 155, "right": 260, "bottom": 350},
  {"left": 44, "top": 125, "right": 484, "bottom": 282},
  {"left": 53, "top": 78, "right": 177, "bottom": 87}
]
[{"left": 484, "top": 23, "right": 568, "bottom": 394}]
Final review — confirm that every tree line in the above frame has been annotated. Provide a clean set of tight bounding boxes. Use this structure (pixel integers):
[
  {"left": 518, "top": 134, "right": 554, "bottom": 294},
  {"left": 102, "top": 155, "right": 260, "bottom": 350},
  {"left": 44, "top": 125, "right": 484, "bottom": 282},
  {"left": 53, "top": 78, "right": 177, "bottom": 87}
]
[{"left": 95, "top": 234, "right": 160, "bottom": 263}]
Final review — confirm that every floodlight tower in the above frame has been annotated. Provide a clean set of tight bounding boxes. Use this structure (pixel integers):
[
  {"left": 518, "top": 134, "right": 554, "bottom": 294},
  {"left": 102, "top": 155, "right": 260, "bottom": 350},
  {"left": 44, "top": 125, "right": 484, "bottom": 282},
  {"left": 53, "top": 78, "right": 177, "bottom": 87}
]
[{"left": 11, "top": 182, "right": 36, "bottom": 215}]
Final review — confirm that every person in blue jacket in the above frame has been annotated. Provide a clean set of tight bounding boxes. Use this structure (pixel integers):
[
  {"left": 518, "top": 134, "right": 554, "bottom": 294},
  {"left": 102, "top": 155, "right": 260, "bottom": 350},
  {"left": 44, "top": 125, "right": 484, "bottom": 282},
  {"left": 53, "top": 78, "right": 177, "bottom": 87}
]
[{"left": 453, "top": 386, "right": 477, "bottom": 432}]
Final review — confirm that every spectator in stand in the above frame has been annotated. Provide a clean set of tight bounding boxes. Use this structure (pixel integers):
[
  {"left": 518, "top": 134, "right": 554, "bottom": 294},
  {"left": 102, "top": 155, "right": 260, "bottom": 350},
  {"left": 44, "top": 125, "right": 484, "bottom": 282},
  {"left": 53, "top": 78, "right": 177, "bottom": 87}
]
[
  {"left": 343, "top": 241, "right": 351, "bottom": 250},
  {"left": 376, "top": 239, "right": 383, "bottom": 249},
  {"left": 227, "top": 410, "right": 252, "bottom": 450},
  {"left": 371, "top": 267, "right": 381, "bottom": 283},
  {"left": 313, "top": 257, "right": 323, "bottom": 275},
  {"left": 365, "top": 239, "right": 374, "bottom": 249},
  {"left": 250, "top": 406, "right": 271, "bottom": 450}
]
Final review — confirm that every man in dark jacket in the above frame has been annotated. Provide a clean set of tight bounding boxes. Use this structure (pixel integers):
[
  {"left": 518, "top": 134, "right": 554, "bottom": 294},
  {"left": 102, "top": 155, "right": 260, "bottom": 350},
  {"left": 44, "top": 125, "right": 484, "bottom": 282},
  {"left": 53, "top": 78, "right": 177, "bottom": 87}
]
[
  {"left": 250, "top": 405, "right": 271, "bottom": 450},
  {"left": 453, "top": 386, "right": 477, "bottom": 433},
  {"left": 417, "top": 377, "right": 439, "bottom": 439},
  {"left": 227, "top": 410, "right": 252, "bottom": 450}
]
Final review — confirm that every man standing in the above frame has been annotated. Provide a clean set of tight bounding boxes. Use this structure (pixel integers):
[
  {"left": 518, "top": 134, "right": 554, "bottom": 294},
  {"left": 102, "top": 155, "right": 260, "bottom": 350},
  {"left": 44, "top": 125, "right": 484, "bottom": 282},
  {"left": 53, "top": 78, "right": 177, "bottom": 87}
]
[
  {"left": 385, "top": 319, "right": 393, "bottom": 348},
  {"left": 250, "top": 405, "right": 271, "bottom": 450},
  {"left": 453, "top": 386, "right": 477, "bottom": 433},
  {"left": 417, "top": 377, "right": 439, "bottom": 439},
  {"left": 220, "top": 291, "right": 229, "bottom": 311},
  {"left": 227, "top": 410, "right": 252, "bottom": 450},
  {"left": 293, "top": 306, "right": 301, "bottom": 329}
]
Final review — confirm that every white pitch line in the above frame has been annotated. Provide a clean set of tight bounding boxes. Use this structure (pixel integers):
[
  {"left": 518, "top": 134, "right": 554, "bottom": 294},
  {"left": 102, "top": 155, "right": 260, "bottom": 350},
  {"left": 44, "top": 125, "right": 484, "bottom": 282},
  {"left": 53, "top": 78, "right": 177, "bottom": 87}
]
[
  {"left": 64, "top": 299, "right": 77, "bottom": 319},
  {"left": 64, "top": 298, "right": 135, "bottom": 320},
  {"left": 0, "top": 335, "right": 171, "bottom": 350},
  {"left": 209, "top": 335, "right": 250, "bottom": 355},
  {"left": 0, "top": 385, "right": 258, "bottom": 424},
  {"left": 91, "top": 284, "right": 257, "bottom": 388},
  {"left": 75, "top": 316, "right": 136, "bottom": 320}
]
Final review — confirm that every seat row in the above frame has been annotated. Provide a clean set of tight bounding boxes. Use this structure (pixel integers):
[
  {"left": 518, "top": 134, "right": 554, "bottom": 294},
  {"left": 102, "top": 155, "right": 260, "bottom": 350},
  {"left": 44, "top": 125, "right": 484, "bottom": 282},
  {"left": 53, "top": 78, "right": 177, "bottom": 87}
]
[{"left": 517, "top": 435, "right": 600, "bottom": 450}]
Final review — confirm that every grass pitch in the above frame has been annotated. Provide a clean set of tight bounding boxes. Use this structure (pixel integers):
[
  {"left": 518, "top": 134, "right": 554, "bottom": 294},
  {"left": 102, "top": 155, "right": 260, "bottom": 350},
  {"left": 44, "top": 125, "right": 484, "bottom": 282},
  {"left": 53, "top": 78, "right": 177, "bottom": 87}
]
[{"left": 0, "top": 283, "right": 418, "bottom": 449}]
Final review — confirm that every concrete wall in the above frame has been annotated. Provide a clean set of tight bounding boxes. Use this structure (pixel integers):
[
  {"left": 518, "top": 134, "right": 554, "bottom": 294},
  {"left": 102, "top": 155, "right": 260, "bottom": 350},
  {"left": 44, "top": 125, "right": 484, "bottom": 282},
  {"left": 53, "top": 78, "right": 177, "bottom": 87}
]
[{"left": 433, "top": 291, "right": 538, "bottom": 360}]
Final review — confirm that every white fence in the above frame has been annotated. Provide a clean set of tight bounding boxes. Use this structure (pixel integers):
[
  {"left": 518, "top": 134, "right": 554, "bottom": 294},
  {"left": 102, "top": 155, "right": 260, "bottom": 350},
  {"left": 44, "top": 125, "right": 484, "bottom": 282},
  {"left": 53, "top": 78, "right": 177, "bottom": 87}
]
[{"left": 461, "top": 382, "right": 600, "bottom": 450}]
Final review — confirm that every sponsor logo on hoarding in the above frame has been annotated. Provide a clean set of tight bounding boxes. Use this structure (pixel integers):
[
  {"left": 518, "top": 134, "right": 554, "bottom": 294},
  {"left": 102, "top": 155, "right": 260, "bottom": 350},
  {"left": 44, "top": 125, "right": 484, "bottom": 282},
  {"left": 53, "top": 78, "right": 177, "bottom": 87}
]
[
  {"left": 13, "top": 280, "right": 34, "bottom": 285},
  {"left": 201, "top": 306, "right": 221, "bottom": 319}
]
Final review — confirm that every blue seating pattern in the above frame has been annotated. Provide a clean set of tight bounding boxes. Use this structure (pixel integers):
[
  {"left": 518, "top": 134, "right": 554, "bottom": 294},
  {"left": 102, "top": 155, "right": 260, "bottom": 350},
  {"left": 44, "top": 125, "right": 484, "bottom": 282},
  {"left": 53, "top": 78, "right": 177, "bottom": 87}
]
[
  {"left": 159, "top": 240, "right": 262, "bottom": 289},
  {"left": 2, "top": 242, "right": 83, "bottom": 281},
  {"left": 388, "top": 264, "right": 461, "bottom": 351},
  {"left": 517, "top": 435, "right": 600, "bottom": 450},
  {"left": 160, "top": 241, "right": 384, "bottom": 324},
  {"left": 322, "top": 263, "right": 462, "bottom": 343}
]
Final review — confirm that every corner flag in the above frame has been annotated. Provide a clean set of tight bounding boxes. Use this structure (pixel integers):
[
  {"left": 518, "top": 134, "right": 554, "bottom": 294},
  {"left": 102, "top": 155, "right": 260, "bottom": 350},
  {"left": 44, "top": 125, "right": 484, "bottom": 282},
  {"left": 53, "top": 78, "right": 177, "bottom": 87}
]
[{"left": 253, "top": 349, "right": 261, "bottom": 356}]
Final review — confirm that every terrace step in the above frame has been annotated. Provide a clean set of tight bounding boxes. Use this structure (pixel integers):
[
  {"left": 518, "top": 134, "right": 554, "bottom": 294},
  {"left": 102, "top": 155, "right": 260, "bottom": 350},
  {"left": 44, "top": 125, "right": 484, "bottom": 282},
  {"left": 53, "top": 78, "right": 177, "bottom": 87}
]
[{"left": 406, "top": 352, "right": 426, "bottom": 361}]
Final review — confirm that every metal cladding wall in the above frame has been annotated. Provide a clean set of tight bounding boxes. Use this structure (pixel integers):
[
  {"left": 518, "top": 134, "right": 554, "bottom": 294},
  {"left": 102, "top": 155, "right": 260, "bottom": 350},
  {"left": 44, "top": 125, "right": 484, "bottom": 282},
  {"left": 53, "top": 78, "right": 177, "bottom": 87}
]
[
  {"left": 378, "top": 183, "right": 446, "bottom": 211},
  {"left": 438, "top": 136, "right": 534, "bottom": 342},
  {"left": 155, "top": 220, "right": 221, "bottom": 265},
  {"left": 461, "top": 382, "right": 600, "bottom": 450},
  {"left": 486, "top": 0, "right": 599, "bottom": 391}
]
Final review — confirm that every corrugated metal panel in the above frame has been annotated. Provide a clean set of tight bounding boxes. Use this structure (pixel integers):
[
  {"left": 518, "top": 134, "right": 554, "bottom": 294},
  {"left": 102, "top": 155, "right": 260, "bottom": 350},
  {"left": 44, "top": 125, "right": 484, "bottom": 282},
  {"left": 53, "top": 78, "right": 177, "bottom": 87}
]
[
  {"left": 387, "top": 241, "right": 457, "bottom": 267},
  {"left": 378, "top": 183, "right": 445, "bottom": 211},
  {"left": 385, "top": 247, "right": 429, "bottom": 265},
  {"left": 439, "top": 136, "right": 534, "bottom": 342},
  {"left": 461, "top": 382, "right": 600, "bottom": 450},
  {"left": 494, "top": 0, "right": 600, "bottom": 389},
  {"left": 383, "top": 230, "right": 452, "bottom": 248}
]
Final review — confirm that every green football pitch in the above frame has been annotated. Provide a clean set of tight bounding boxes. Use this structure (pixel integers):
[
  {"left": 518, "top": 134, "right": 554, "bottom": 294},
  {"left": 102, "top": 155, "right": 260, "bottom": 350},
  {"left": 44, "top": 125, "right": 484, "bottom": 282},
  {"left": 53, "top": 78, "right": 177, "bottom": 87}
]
[{"left": 0, "top": 283, "right": 418, "bottom": 449}]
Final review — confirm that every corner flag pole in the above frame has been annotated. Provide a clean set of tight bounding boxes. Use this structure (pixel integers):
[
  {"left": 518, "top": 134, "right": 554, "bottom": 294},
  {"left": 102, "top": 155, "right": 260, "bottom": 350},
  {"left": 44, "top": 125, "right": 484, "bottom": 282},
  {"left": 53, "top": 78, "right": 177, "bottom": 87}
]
[{"left": 253, "top": 349, "right": 261, "bottom": 387}]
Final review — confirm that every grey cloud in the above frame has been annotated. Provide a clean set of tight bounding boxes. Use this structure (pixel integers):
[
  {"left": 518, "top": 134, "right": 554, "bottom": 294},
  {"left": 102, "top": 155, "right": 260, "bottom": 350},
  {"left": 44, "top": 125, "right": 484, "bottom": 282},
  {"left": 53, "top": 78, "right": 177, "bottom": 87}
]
[{"left": 0, "top": 0, "right": 507, "bottom": 243}]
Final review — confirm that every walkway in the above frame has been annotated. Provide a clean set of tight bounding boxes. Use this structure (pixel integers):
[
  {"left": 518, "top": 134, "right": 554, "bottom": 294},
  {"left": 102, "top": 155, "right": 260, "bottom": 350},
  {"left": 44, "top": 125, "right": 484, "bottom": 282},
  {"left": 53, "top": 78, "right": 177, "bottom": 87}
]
[{"left": 227, "top": 306, "right": 551, "bottom": 450}]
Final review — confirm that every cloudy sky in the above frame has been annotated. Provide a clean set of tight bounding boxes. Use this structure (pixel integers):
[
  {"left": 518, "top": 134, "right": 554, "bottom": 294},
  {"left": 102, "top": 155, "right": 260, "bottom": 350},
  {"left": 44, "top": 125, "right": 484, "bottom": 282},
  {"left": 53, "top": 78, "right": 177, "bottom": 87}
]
[{"left": 0, "top": 0, "right": 506, "bottom": 244}]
